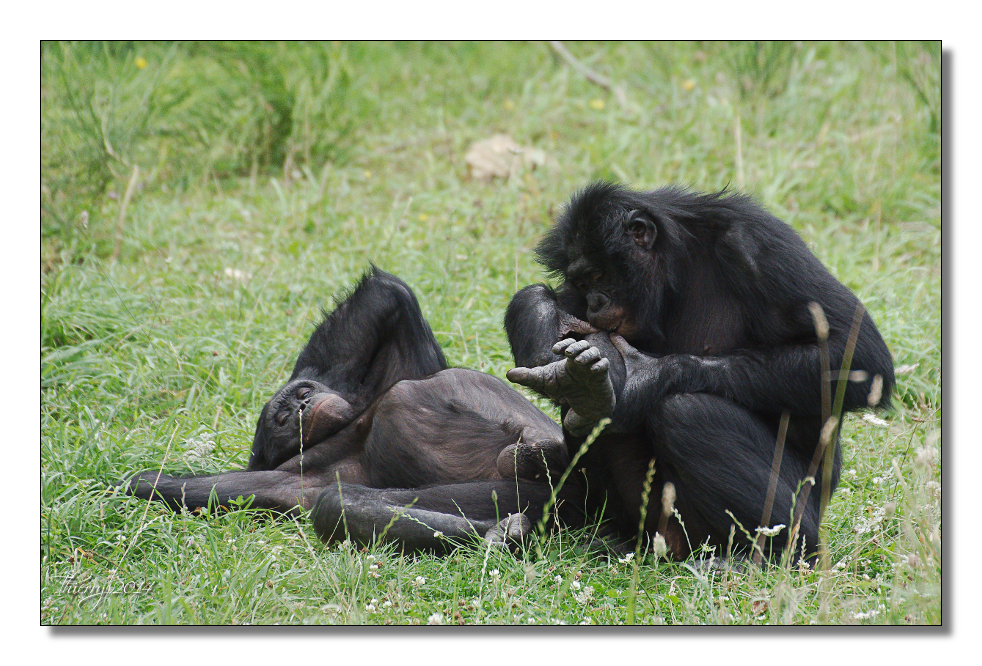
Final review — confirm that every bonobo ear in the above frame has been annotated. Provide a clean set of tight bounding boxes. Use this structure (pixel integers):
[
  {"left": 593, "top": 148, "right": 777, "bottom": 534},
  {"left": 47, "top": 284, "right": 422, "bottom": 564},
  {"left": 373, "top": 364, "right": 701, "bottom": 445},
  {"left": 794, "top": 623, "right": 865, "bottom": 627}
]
[{"left": 624, "top": 210, "right": 658, "bottom": 250}]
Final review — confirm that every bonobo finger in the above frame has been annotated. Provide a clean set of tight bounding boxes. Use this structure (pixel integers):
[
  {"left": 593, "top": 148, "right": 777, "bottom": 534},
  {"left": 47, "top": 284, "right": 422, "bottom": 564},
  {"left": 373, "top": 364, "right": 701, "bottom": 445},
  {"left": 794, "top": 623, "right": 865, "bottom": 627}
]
[
  {"left": 590, "top": 357, "right": 610, "bottom": 373},
  {"left": 568, "top": 317, "right": 599, "bottom": 336},
  {"left": 552, "top": 338, "right": 578, "bottom": 355},
  {"left": 570, "top": 346, "right": 602, "bottom": 368},
  {"left": 506, "top": 366, "right": 536, "bottom": 387},
  {"left": 610, "top": 334, "right": 641, "bottom": 360},
  {"left": 507, "top": 366, "right": 552, "bottom": 393},
  {"left": 561, "top": 339, "right": 593, "bottom": 359}
]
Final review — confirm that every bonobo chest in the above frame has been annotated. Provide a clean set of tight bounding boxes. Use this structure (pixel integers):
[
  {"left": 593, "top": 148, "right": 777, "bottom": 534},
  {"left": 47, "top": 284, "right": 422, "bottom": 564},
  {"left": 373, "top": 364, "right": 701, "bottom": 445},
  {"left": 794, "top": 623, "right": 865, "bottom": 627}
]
[{"left": 658, "top": 274, "right": 748, "bottom": 356}]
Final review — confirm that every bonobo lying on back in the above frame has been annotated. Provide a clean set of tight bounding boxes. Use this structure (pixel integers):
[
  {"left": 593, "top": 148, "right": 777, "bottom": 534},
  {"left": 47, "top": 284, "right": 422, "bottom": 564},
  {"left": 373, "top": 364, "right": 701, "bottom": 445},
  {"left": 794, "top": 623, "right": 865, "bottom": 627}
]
[{"left": 124, "top": 268, "right": 577, "bottom": 552}]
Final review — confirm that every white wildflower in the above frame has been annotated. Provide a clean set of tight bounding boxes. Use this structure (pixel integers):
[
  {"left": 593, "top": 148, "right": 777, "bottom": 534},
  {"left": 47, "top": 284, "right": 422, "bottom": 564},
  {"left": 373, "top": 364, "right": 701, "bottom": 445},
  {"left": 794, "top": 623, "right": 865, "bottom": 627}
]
[
  {"left": 183, "top": 434, "right": 216, "bottom": 463},
  {"left": 755, "top": 524, "right": 786, "bottom": 537},
  {"left": 571, "top": 580, "right": 581, "bottom": 591},
  {"left": 853, "top": 609, "right": 879, "bottom": 621},
  {"left": 412, "top": 575, "right": 426, "bottom": 588},
  {"left": 427, "top": 612, "right": 444, "bottom": 625},
  {"left": 617, "top": 553, "right": 635, "bottom": 564},
  {"left": 863, "top": 414, "right": 888, "bottom": 427},
  {"left": 574, "top": 585, "right": 595, "bottom": 605},
  {"left": 554, "top": 574, "right": 563, "bottom": 584},
  {"left": 489, "top": 569, "right": 500, "bottom": 580}
]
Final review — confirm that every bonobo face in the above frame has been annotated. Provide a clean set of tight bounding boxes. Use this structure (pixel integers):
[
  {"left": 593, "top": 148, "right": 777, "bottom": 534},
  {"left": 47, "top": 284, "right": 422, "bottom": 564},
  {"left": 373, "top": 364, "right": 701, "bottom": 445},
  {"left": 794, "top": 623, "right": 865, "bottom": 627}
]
[
  {"left": 538, "top": 182, "right": 687, "bottom": 344},
  {"left": 563, "top": 252, "right": 639, "bottom": 339},
  {"left": 248, "top": 378, "right": 355, "bottom": 470}
]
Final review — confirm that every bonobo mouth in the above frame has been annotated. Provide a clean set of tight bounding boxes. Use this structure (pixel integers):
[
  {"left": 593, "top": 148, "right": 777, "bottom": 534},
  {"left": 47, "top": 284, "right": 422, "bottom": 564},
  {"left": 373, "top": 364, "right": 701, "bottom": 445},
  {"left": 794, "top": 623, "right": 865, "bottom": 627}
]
[
  {"left": 587, "top": 316, "right": 633, "bottom": 339},
  {"left": 300, "top": 393, "right": 355, "bottom": 445}
]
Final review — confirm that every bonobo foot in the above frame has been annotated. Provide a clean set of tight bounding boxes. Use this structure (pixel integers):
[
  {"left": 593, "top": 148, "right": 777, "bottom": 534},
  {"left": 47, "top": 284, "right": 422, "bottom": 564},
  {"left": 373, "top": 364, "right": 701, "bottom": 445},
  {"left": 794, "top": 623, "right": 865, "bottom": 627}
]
[
  {"left": 497, "top": 439, "right": 569, "bottom": 481},
  {"left": 483, "top": 513, "right": 532, "bottom": 551},
  {"left": 507, "top": 338, "right": 615, "bottom": 436}
]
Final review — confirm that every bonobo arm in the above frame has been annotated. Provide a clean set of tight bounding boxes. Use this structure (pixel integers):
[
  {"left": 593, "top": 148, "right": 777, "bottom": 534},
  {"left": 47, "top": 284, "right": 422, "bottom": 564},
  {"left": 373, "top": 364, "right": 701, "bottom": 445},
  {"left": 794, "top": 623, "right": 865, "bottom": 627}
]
[{"left": 606, "top": 306, "right": 895, "bottom": 433}]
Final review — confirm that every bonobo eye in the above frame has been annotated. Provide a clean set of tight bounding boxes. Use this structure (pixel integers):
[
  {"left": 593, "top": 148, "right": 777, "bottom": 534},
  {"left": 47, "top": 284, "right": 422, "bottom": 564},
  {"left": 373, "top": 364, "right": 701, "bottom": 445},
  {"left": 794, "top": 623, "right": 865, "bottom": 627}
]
[
  {"left": 296, "top": 386, "right": 312, "bottom": 400},
  {"left": 625, "top": 210, "right": 657, "bottom": 249}
]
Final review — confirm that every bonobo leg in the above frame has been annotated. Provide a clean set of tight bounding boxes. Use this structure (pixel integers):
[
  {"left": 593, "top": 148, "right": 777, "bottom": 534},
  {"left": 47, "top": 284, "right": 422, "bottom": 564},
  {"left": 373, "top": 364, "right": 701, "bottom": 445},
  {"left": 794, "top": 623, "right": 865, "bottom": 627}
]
[
  {"left": 645, "top": 393, "right": 821, "bottom": 561},
  {"left": 312, "top": 480, "right": 582, "bottom": 553},
  {"left": 124, "top": 469, "right": 333, "bottom": 514}
]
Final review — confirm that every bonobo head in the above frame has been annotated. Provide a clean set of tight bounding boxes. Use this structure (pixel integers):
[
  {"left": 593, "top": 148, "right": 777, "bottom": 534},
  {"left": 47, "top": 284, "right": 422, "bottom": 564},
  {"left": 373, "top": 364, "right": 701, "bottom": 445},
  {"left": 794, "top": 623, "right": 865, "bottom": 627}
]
[
  {"left": 536, "top": 182, "right": 729, "bottom": 343},
  {"left": 248, "top": 378, "right": 356, "bottom": 471}
]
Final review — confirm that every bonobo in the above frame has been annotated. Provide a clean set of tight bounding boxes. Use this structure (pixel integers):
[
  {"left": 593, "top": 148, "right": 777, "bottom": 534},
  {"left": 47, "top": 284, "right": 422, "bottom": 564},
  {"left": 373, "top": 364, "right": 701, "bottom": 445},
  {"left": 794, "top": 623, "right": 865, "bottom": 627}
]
[
  {"left": 124, "top": 268, "right": 575, "bottom": 553},
  {"left": 124, "top": 183, "right": 894, "bottom": 562},
  {"left": 505, "top": 182, "right": 895, "bottom": 561}
]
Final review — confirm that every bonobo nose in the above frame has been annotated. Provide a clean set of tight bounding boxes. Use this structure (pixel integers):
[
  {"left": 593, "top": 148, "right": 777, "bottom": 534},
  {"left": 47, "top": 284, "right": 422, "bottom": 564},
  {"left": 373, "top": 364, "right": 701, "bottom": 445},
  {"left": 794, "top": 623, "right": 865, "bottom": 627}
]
[{"left": 587, "top": 292, "right": 610, "bottom": 315}]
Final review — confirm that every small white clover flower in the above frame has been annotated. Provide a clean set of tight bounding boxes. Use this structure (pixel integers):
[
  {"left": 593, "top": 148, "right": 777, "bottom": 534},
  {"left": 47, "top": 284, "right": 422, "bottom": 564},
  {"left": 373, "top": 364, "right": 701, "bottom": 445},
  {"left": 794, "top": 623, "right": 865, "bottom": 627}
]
[
  {"left": 574, "top": 585, "right": 595, "bottom": 605},
  {"left": 617, "top": 553, "right": 635, "bottom": 564},
  {"left": 413, "top": 575, "right": 426, "bottom": 587},
  {"left": 554, "top": 574, "right": 563, "bottom": 584},
  {"left": 571, "top": 580, "right": 581, "bottom": 591},
  {"left": 853, "top": 609, "right": 879, "bottom": 621},
  {"left": 427, "top": 612, "right": 444, "bottom": 625},
  {"left": 489, "top": 568, "right": 500, "bottom": 580}
]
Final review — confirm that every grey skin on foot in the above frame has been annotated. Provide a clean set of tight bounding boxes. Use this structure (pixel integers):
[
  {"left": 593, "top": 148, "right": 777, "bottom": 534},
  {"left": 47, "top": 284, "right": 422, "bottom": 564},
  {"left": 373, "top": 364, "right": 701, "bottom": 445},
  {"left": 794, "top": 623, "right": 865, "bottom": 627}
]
[
  {"left": 507, "top": 337, "right": 616, "bottom": 436},
  {"left": 483, "top": 513, "right": 533, "bottom": 551}
]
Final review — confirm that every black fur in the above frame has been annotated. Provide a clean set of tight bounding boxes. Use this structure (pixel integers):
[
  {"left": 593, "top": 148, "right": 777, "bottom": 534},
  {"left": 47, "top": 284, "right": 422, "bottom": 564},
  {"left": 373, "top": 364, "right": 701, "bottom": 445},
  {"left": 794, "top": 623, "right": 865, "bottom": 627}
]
[
  {"left": 505, "top": 182, "right": 895, "bottom": 561},
  {"left": 123, "top": 269, "right": 573, "bottom": 553}
]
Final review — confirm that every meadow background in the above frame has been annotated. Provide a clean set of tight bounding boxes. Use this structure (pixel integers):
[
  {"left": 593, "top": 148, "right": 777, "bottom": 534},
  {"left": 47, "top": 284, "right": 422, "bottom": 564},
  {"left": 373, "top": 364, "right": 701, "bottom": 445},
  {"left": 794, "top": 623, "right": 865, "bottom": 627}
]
[{"left": 40, "top": 41, "right": 941, "bottom": 625}]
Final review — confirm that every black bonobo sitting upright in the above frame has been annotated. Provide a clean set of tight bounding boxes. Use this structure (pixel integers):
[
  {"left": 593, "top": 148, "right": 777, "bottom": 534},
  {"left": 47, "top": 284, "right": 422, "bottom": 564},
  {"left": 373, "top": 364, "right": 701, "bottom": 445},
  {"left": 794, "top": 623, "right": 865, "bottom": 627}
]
[
  {"left": 504, "top": 182, "right": 895, "bottom": 561},
  {"left": 125, "top": 268, "right": 575, "bottom": 553}
]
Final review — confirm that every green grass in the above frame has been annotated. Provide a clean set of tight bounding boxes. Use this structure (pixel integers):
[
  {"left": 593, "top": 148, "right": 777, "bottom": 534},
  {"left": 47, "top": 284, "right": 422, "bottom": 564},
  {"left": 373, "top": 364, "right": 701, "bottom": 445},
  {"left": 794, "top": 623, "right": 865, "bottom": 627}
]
[{"left": 41, "top": 41, "right": 941, "bottom": 625}]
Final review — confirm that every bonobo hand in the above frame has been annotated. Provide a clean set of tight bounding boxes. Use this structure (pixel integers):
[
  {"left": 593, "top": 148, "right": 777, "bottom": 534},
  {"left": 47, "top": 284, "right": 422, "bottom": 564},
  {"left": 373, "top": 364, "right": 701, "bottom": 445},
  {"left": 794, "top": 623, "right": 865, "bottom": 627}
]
[
  {"left": 608, "top": 334, "right": 677, "bottom": 419},
  {"left": 507, "top": 338, "right": 616, "bottom": 435}
]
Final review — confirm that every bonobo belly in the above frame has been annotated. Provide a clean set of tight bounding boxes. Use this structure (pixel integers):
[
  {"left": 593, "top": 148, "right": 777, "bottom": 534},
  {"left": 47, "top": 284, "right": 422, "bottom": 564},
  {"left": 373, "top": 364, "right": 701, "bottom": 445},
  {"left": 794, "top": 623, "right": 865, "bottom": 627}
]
[{"left": 361, "top": 368, "right": 563, "bottom": 489}]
